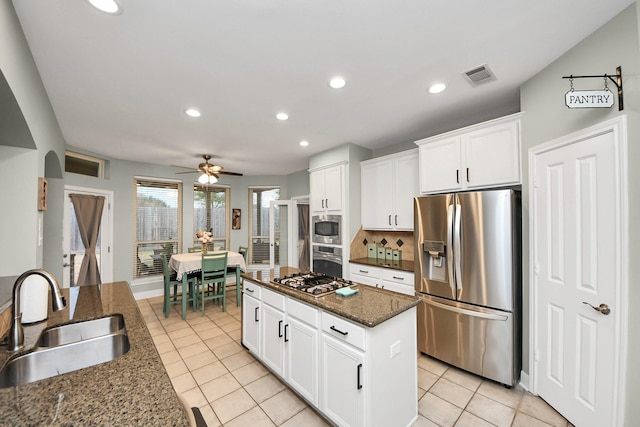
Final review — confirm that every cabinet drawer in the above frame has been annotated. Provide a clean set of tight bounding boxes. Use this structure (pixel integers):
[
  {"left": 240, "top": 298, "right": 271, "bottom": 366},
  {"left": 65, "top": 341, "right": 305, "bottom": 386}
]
[
  {"left": 350, "top": 265, "right": 381, "bottom": 279},
  {"left": 262, "top": 287, "right": 285, "bottom": 310},
  {"left": 382, "top": 269, "right": 414, "bottom": 286},
  {"left": 321, "top": 311, "right": 366, "bottom": 351},
  {"left": 243, "top": 280, "right": 262, "bottom": 299},
  {"left": 350, "top": 273, "right": 380, "bottom": 288},
  {"left": 287, "top": 298, "right": 319, "bottom": 327}
]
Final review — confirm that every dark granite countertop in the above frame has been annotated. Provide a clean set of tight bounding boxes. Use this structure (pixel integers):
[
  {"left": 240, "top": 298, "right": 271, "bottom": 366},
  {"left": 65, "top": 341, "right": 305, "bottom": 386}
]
[
  {"left": 0, "top": 281, "right": 189, "bottom": 426},
  {"left": 243, "top": 267, "right": 419, "bottom": 327},
  {"left": 349, "top": 257, "right": 415, "bottom": 273}
]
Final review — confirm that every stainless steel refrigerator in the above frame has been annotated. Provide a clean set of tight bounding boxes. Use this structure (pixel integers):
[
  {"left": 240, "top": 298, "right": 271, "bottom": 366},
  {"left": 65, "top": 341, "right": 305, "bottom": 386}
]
[{"left": 414, "top": 189, "right": 521, "bottom": 386}]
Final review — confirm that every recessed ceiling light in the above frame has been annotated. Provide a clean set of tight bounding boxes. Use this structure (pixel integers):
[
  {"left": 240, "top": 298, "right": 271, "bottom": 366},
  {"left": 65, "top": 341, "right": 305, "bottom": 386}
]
[
  {"left": 185, "top": 108, "right": 201, "bottom": 118},
  {"left": 299, "top": 140, "right": 309, "bottom": 147},
  {"left": 428, "top": 83, "right": 447, "bottom": 94},
  {"left": 276, "top": 112, "right": 289, "bottom": 121},
  {"left": 329, "top": 77, "right": 346, "bottom": 89},
  {"left": 87, "top": 0, "right": 121, "bottom": 14}
]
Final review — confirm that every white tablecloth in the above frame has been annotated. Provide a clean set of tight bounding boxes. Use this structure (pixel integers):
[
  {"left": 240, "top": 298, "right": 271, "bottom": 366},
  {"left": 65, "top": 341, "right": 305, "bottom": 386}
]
[{"left": 169, "top": 251, "right": 247, "bottom": 278}]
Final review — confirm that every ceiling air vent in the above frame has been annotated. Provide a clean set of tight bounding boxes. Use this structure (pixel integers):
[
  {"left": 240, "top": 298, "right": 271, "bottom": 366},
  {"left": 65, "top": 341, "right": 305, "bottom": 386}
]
[{"left": 462, "top": 64, "right": 496, "bottom": 87}]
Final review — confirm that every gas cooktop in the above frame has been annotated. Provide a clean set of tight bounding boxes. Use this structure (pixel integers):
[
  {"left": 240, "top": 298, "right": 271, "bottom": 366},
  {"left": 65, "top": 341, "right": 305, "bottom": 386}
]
[{"left": 273, "top": 272, "right": 355, "bottom": 297}]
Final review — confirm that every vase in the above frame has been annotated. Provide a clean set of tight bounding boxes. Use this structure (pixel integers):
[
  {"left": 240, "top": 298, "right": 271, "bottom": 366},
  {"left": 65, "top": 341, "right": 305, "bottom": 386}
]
[{"left": 202, "top": 244, "right": 208, "bottom": 254}]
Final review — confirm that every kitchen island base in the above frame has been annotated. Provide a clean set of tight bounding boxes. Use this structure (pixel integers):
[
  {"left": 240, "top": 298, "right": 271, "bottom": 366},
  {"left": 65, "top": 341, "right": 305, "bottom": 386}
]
[{"left": 241, "top": 274, "right": 418, "bottom": 427}]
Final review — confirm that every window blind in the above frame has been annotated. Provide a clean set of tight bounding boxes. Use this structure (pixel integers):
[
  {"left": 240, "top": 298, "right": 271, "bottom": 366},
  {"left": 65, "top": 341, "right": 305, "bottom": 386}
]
[{"left": 133, "top": 178, "right": 182, "bottom": 278}]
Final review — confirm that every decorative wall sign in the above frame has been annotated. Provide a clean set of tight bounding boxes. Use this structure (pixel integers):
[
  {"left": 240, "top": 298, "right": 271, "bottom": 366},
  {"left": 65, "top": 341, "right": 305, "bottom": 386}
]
[
  {"left": 232, "top": 208, "right": 241, "bottom": 229},
  {"left": 562, "top": 66, "right": 623, "bottom": 111},
  {"left": 37, "top": 177, "right": 48, "bottom": 211},
  {"left": 565, "top": 90, "right": 614, "bottom": 108}
]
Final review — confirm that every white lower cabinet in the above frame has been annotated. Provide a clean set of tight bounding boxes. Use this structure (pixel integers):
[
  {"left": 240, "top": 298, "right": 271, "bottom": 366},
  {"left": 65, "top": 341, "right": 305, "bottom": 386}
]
[
  {"left": 242, "top": 279, "right": 417, "bottom": 427},
  {"left": 241, "top": 281, "right": 262, "bottom": 355},
  {"left": 286, "top": 300, "right": 319, "bottom": 405},
  {"left": 261, "top": 288, "right": 287, "bottom": 377},
  {"left": 321, "top": 333, "right": 365, "bottom": 426}
]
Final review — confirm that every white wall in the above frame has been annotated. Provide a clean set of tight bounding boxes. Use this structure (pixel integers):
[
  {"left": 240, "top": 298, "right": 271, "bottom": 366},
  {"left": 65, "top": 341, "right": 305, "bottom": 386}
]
[
  {"left": 0, "top": 1, "right": 66, "bottom": 277},
  {"left": 520, "top": 4, "right": 640, "bottom": 423}
]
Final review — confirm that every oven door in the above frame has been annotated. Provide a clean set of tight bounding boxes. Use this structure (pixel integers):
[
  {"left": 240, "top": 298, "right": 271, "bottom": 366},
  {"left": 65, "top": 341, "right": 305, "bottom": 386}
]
[{"left": 312, "top": 246, "right": 343, "bottom": 278}]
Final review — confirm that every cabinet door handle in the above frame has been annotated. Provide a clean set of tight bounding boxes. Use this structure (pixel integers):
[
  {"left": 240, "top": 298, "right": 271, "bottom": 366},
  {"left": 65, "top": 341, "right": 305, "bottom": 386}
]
[
  {"left": 388, "top": 215, "right": 392, "bottom": 225},
  {"left": 325, "top": 198, "right": 329, "bottom": 209},
  {"left": 466, "top": 167, "right": 470, "bottom": 182},
  {"left": 284, "top": 324, "right": 289, "bottom": 342},
  {"left": 278, "top": 320, "right": 283, "bottom": 338},
  {"left": 392, "top": 276, "right": 404, "bottom": 280},
  {"left": 246, "top": 288, "right": 254, "bottom": 293},
  {"left": 395, "top": 215, "right": 398, "bottom": 225},
  {"left": 359, "top": 269, "right": 368, "bottom": 274},
  {"left": 357, "top": 363, "right": 363, "bottom": 390},
  {"left": 456, "top": 169, "right": 459, "bottom": 183},
  {"left": 254, "top": 307, "right": 259, "bottom": 322},
  {"left": 330, "top": 325, "right": 348, "bottom": 336},
  {"left": 321, "top": 199, "right": 325, "bottom": 209}
]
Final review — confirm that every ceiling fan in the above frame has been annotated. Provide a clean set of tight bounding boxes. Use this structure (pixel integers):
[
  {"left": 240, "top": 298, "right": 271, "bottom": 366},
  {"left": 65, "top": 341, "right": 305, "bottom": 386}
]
[{"left": 175, "top": 154, "right": 243, "bottom": 184}]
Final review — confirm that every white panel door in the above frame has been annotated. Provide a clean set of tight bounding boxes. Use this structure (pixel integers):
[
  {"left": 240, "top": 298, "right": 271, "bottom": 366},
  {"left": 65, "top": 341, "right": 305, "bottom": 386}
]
[{"left": 532, "top": 120, "right": 625, "bottom": 427}]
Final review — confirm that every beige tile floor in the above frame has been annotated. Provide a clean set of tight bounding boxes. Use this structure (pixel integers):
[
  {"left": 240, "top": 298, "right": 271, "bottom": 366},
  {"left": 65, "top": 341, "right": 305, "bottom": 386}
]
[{"left": 138, "top": 294, "right": 572, "bottom": 427}]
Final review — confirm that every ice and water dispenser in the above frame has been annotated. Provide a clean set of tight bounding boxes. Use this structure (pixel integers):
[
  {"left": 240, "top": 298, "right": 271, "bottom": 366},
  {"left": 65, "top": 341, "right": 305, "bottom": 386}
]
[{"left": 421, "top": 240, "right": 447, "bottom": 282}]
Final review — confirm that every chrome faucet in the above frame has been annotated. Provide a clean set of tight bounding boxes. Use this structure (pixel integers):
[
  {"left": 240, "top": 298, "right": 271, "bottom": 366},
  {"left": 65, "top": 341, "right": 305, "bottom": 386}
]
[{"left": 7, "top": 269, "right": 66, "bottom": 352}]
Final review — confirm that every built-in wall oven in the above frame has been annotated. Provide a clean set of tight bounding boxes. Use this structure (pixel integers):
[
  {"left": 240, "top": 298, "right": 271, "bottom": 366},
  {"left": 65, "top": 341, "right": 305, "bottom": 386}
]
[
  {"left": 313, "top": 246, "right": 343, "bottom": 278},
  {"left": 312, "top": 214, "right": 341, "bottom": 245}
]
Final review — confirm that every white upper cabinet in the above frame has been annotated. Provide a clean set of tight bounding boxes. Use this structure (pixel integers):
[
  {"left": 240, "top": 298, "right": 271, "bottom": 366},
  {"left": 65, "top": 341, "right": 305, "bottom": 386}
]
[
  {"left": 361, "top": 150, "right": 418, "bottom": 230},
  {"left": 416, "top": 113, "right": 522, "bottom": 194},
  {"left": 310, "top": 164, "right": 344, "bottom": 214}
]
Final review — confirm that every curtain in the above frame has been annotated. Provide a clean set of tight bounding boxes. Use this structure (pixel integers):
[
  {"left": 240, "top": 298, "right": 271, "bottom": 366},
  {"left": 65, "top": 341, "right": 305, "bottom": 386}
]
[
  {"left": 70, "top": 194, "right": 105, "bottom": 286},
  {"left": 298, "top": 204, "right": 310, "bottom": 270}
]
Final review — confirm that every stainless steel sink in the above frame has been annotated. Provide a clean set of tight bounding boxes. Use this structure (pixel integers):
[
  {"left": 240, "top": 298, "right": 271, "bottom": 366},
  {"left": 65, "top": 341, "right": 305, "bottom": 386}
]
[
  {"left": 36, "top": 314, "right": 126, "bottom": 348},
  {"left": 0, "top": 332, "right": 130, "bottom": 388}
]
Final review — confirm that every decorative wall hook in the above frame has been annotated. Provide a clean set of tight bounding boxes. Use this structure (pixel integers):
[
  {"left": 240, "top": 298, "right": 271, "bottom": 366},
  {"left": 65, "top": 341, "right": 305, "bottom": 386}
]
[{"left": 562, "top": 66, "right": 623, "bottom": 110}]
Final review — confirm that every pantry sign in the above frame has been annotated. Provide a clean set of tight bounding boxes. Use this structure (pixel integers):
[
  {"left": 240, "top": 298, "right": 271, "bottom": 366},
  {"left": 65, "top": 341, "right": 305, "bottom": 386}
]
[{"left": 565, "top": 89, "right": 614, "bottom": 109}]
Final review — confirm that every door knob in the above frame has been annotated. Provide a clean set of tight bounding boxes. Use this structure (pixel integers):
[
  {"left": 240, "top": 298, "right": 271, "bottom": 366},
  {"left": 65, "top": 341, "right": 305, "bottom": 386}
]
[
  {"left": 63, "top": 263, "right": 70, "bottom": 267},
  {"left": 582, "top": 301, "right": 611, "bottom": 315}
]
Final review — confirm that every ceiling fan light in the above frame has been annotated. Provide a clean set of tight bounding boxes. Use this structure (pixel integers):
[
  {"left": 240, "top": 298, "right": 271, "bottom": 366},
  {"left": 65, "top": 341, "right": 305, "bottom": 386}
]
[
  {"left": 198, "top": 173, "right": 209, "bottom": 184},
  {"left": 208, "top": 175, "right": 218, "bottom": 184}
]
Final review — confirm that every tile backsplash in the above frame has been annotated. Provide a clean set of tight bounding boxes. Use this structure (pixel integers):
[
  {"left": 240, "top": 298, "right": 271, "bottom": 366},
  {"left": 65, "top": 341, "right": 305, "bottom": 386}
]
[{"left": 349, "top": 227, "right": 414, "bottom": 261}]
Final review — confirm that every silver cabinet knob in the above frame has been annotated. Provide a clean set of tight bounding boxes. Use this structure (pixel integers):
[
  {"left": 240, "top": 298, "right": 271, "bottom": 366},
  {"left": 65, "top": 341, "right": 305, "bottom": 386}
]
[{"left": 582, "top": 301, "right": 611, "bottom": 315}]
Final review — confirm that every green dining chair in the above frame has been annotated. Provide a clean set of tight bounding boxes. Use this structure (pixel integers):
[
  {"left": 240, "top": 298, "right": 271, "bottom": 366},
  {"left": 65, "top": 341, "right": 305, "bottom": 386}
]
[
  {"left": 198, "top": 252, "right": 228, "bottom": 315},
  {"left": 226, "top": 246, "right": 248, "bottom": 306},
  {"left": 161, "top": 254, "right": 197, "bottom": 319},
  {"left": 238, "top": 246, "right": 248, "bottom": 261},
  {"left": 188, "top": 247, "right": 202, "bottom": 253}
]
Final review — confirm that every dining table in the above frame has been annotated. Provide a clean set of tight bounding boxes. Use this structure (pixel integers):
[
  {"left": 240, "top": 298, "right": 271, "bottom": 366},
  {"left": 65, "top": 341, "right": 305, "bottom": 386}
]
[{"left": 168, "top": 251, "right": 247, "bottom": 319}]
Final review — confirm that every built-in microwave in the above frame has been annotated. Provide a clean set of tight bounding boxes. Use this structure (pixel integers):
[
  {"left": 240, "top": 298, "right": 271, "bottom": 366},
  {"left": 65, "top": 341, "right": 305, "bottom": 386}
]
[{"left": 312, "top": 214, "right": 341, "bottom": 245}]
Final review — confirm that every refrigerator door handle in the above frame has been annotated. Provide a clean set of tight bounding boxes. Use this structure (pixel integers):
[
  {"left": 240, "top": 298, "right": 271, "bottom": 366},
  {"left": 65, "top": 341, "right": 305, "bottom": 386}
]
[
  {"left": 424, "top": 298, "right": 509, "bottom": 321},
  {"left": 453, "top": 197, "right": 463, "bottom": 297},
  {"left": 446, "top": 201, "right": 456, "bottom": 296}
]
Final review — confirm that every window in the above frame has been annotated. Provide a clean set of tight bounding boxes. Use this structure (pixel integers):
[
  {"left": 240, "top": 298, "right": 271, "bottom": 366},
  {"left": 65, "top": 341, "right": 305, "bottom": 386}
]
[
  {"left": 65, "top": 151, "right": 104, "bottom": 178},
  {"left": 248, "top": 187, "right": 280, "bottom": 264},
  {"left": 193, "top": 184, "right": 230, "bottom": 250},
  {"left": 134, "top": 178, "right": 182, "bottom": 278}
]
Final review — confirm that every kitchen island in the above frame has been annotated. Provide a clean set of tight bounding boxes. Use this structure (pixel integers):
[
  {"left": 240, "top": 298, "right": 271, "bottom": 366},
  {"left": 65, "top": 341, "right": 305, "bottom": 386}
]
[
  {"left": 241, "top": 268, "right": 420, "bottom": 427},
  {"left": 0, "top": 281, "right": 189, "bottom": 426}
]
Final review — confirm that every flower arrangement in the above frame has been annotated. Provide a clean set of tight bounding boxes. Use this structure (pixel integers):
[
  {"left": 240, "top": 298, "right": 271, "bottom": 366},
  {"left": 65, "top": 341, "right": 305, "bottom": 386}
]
[{"left": 196, "top": 229, "right": 214, "bottom": 252}]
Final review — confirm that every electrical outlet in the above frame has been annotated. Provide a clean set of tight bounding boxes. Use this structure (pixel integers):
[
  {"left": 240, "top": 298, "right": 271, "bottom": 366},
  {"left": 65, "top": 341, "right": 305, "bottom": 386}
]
[{"left": 390, "top": 340, "right": 401, "bottom": 358}]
